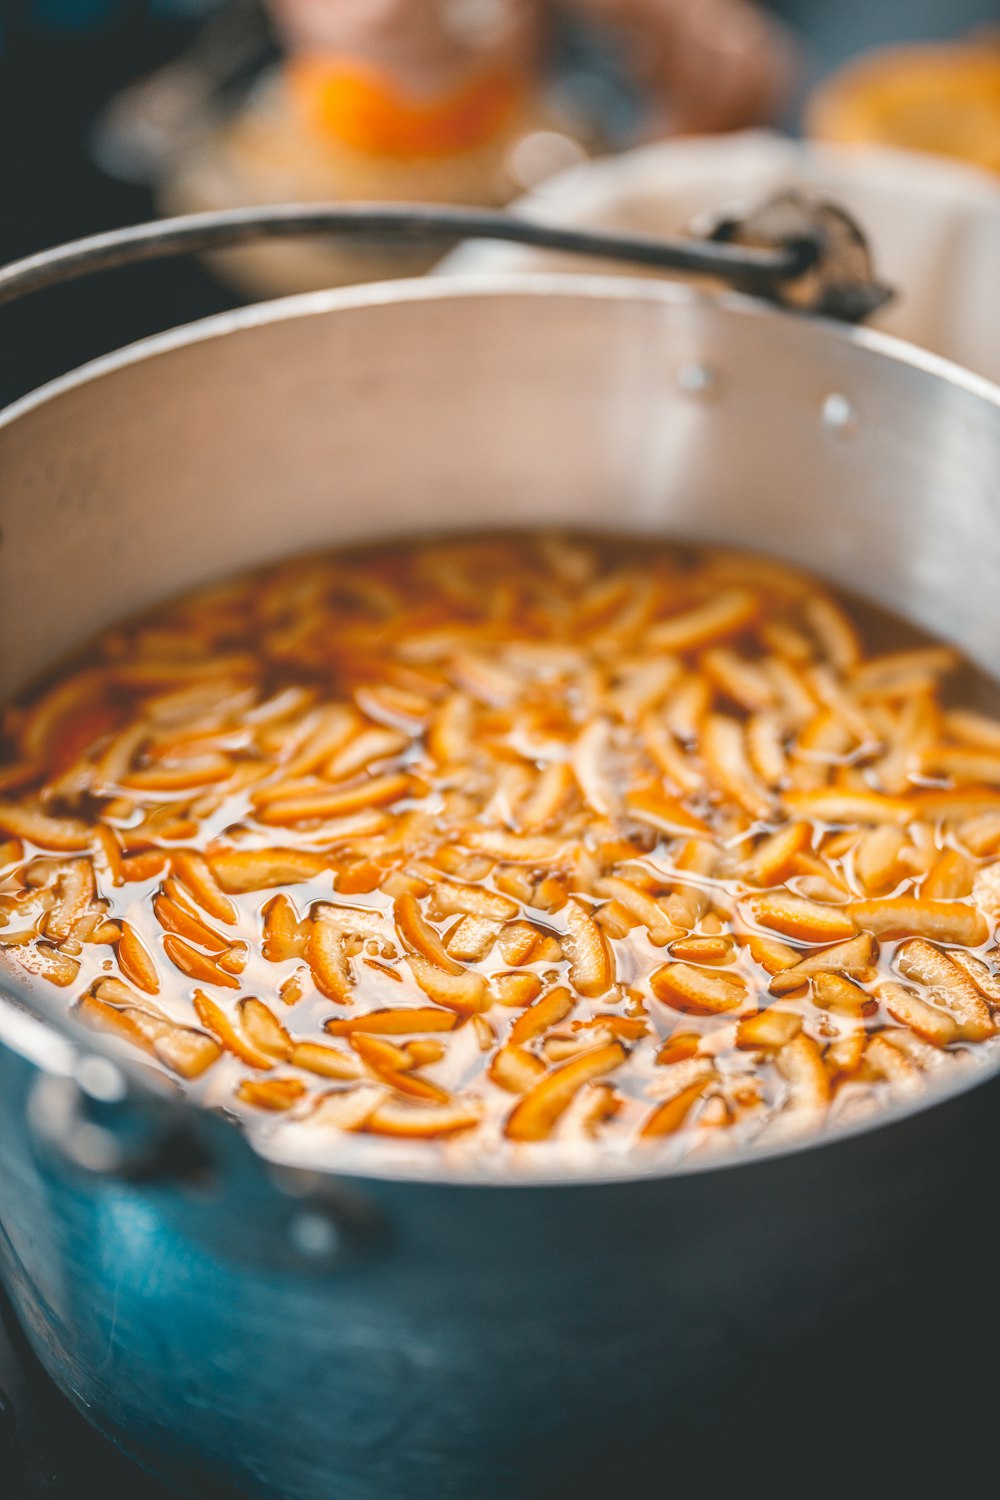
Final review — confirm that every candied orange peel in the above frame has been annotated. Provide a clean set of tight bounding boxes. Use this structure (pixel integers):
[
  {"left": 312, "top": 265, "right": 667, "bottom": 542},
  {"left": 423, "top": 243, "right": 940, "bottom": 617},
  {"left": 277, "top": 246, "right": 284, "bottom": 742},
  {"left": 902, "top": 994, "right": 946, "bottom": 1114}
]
[{"left": 4, "top": 532, "right": 1000, "bottom": 1157}]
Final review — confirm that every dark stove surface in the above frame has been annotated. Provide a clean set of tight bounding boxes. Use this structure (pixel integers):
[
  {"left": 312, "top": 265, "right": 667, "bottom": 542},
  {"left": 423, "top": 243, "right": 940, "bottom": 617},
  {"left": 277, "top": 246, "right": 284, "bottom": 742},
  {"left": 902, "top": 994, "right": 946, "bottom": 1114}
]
[{"left": 0, "top": 1294, "right": 175, "bottom": 1500}]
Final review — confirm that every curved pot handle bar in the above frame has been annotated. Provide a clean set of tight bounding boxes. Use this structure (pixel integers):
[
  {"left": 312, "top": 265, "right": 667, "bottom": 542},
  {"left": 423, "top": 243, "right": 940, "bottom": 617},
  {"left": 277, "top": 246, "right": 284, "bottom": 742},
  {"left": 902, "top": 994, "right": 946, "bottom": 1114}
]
[{"left": 0, "top": 196, "right": 892, "bottom": 323}]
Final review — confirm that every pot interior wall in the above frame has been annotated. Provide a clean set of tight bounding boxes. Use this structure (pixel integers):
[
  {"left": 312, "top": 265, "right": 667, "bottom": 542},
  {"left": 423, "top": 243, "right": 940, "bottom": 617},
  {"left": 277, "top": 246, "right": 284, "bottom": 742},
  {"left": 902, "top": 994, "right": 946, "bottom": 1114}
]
[{"left": 1, "top": 280, "right": 998, "bottom": 698}]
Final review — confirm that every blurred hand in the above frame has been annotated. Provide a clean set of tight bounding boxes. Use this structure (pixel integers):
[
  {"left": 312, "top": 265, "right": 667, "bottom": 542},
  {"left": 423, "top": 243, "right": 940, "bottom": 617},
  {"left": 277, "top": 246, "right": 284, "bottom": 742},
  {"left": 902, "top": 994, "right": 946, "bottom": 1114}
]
[
  {"left": 267, "top": 0, "right": 541, "bottom": 93},
  {"left": 572, "top": 0, "right": 798, "bottom": 133}
]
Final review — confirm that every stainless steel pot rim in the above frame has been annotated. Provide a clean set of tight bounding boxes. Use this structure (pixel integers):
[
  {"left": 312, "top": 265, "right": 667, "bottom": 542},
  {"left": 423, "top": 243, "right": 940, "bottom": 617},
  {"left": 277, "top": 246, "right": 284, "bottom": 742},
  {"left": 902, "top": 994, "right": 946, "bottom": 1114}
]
[
  {"left": 3, "top": 271, "right": 999, "bottom": 433},
  {"left": 3, "top": 272, "right": 999, "bottom": 1188},
  {"left": 4, "top": 966, "right": 996, "bottom": 1187}
]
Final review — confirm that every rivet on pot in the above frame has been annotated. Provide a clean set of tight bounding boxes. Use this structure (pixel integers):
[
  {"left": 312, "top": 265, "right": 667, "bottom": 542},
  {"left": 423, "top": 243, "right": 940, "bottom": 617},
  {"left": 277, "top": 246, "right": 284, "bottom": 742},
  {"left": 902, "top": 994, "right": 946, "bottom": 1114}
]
[
  {"left": 676, "top": 362, "right": 717, "bottom": 397},
  {"left": 288, "top": 1210, "right": 341, "bottom": 1260},
  {"left": 75, "top": 1053, "right": 128, "bottom": 1105},
  {"left": 822, "top": 392, "right": 859, "bottom": 437}
]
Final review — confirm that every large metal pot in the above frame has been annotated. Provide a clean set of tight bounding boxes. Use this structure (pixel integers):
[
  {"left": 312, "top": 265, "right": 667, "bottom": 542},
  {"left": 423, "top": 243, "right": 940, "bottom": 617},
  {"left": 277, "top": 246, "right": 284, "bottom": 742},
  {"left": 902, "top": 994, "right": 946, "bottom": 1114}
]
[{"left": 1, "top": 267, "right": 999, "bottom": 1500}]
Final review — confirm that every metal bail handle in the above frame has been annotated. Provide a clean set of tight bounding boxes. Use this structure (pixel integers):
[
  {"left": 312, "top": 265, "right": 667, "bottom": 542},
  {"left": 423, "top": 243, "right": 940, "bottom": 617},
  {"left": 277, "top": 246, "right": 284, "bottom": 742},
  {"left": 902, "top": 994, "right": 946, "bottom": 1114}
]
[
  {"left": 0, "top": 193, "right": 893, "bottom": 323},
  {"left": 20, "top": 1048, "right": 386, "bottom": 1271},
  {"left": 0, "top": 995, "right": 383, "bottom": 1270}
]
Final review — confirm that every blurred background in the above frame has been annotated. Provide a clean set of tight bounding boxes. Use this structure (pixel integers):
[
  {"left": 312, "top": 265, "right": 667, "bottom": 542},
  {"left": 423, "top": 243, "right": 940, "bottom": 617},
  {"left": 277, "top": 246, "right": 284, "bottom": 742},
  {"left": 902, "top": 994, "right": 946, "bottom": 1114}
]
[{"left": 0, "top": 0, "right": 997, "bottom": 407}]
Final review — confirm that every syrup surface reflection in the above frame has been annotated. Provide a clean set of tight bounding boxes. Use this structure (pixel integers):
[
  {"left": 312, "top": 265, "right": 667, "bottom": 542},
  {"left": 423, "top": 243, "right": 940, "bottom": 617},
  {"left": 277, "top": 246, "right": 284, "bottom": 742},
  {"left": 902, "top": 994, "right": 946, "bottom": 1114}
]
[{"left": 4, "top": 532, "right": 1000, "bottom": 1173}]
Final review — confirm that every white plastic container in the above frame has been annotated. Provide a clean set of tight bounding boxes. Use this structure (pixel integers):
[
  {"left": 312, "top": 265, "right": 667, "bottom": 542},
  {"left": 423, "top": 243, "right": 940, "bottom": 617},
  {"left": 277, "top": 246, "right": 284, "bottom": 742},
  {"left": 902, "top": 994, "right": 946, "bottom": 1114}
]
[{"left": 440, "top": 130, "right": 1000, "bottom": 383}]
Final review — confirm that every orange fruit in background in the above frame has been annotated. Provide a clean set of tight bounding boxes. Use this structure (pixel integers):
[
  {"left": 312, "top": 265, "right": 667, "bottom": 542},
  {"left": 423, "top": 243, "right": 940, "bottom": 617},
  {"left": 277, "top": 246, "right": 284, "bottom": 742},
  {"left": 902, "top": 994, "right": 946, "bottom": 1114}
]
[
  {"left": 288, "top": 57, "right": 522, "bottom": 158},
  {"left": 806, "top": 39, "right": 1000, "bottom": 175}
]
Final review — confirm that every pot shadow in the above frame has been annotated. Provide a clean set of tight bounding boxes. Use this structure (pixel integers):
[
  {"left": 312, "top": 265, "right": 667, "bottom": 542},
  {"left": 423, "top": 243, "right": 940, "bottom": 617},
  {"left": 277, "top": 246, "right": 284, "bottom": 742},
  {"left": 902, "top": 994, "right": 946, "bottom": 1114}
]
[
  {"left": 534, "top": 1280, "right": 998, "bottom": 1497},
  {"left": 4, "top": 1252, "right": 996, "bottom": 1498},
  {"left": 1, "top": 1292, "right": 238, "bottom": 1500}
]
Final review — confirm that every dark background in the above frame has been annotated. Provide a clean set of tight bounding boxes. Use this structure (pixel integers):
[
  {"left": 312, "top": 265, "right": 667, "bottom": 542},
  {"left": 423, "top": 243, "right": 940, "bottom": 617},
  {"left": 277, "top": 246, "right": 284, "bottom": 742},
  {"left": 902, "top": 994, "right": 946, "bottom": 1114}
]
[{"left": 0, "top": 1, "right": 242, "bottom": 411}]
